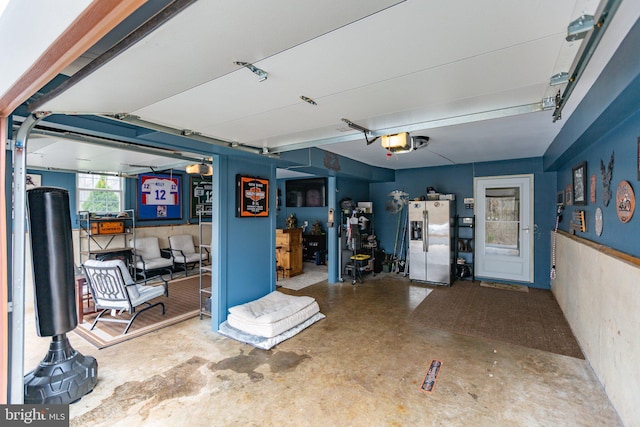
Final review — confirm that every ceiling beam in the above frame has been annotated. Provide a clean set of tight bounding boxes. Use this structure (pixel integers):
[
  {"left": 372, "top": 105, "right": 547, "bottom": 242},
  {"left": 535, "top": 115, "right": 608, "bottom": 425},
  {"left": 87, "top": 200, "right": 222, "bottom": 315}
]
[{"left": 272, "top": 102, "right": 546, "bottom": 153}]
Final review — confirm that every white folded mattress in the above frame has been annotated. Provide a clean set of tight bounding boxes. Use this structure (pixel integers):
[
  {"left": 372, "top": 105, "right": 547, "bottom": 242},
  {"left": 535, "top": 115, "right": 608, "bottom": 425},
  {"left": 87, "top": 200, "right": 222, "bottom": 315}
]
[{"left": 227, "top": 291, "right": 320, "bottom": 338}]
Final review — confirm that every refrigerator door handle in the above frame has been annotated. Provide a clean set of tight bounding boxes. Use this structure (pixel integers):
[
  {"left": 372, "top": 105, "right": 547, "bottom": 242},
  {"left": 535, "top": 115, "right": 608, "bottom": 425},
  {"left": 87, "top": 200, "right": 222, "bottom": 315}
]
[{"left": 423, "top": 210, "right": 428, "bottom": 252}]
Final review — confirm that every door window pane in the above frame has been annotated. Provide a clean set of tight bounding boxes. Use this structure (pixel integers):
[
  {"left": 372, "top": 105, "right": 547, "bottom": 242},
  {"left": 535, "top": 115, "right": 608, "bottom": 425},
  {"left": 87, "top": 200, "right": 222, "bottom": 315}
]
[{"left": 484, "top": 187, "right": 520, "bottom": 256}]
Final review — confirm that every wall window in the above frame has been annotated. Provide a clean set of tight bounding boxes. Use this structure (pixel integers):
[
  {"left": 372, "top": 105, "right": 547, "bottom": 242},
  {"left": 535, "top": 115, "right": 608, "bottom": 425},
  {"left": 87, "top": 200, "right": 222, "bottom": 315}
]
[{"left": 77, "top": 173, "right": 123, "bottom": 213}]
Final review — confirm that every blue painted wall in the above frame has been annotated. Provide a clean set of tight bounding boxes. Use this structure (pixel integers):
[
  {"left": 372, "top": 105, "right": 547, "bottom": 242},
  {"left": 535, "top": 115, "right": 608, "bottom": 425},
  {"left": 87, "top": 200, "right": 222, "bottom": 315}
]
[
  {"left": 545, "top": 15, "right": 640, "bottom": 259},
  {"left": 28, "top": 169, "right": 78, "bottom": 224},
  {"left": 276, "top": 176, "right": 369, "bottom": 232},
  {"left": 224, "top": 158, "right": 275, "bottom": 309},
  {"left": 369, "top": 158, "right": 557, "bottom": 289},
  {"left": 554, "top": 107, "right": 640, "bottom": 257},
  {"left": 336, "top": 177, "right": 370, "bottom": 207}
]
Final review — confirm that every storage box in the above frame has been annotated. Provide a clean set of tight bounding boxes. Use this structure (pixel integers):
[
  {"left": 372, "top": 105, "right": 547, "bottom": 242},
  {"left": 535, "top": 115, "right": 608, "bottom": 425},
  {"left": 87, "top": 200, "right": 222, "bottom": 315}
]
[{"left": 90, "top": 221, "right": 125, "bottom": 235}]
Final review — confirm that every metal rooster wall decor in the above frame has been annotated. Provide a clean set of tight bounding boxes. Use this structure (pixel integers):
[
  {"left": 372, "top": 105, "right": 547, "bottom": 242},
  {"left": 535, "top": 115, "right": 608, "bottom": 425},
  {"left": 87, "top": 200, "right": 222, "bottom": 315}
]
[{"left": 600, "top": 152, "right": 614, "bottom": 207}]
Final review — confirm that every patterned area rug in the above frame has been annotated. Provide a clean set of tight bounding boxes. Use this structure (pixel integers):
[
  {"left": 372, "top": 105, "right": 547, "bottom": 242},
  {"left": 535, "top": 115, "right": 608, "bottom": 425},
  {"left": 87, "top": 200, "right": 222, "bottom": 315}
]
[
  {"left": 277, "top": 263, "right": 328, "bottom": 291},
  {"left": 409, "top": 281, "right": 584, "bottom": 359},
  {"left": 73, "top": 274, "right": 206, "bottom": 348}
]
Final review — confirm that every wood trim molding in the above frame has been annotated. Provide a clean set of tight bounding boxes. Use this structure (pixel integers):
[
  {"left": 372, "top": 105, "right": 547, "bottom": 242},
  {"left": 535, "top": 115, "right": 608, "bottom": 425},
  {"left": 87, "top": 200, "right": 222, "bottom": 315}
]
[
  {"left": 0, "top": 0, "right": 146, "bottom": 117},
  {"left": 557, "top": 230, "right": 640, "bottom": 268}
]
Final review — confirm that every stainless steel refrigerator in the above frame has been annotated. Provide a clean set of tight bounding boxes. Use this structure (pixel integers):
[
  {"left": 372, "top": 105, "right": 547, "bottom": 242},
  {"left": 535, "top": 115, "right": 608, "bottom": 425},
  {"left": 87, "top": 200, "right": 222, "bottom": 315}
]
[{"left": 408, "top": 200, "right": 453, "bottom": 285}]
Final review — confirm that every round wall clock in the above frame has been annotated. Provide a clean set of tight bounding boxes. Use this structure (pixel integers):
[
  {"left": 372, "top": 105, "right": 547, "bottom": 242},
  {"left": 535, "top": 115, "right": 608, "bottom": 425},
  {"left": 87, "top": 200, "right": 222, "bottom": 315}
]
[
  {"left": 595, "top": 207, "right": 603, "bottom": 236},
  {"left": 616, "top": 180, "right": 635, "bottom": 223}
]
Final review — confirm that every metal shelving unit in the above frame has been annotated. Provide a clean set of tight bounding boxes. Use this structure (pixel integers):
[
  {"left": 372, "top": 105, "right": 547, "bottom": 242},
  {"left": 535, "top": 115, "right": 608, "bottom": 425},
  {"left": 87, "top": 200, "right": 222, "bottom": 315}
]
[
  {"left": 454, "top": 215, "right": 475, "bottom": 281},
  {"left": 198, "top": 211, "right": 212, "bottom": 319},
  {"left": 78, "top": 209, "right": 135, "bottom": 271}
]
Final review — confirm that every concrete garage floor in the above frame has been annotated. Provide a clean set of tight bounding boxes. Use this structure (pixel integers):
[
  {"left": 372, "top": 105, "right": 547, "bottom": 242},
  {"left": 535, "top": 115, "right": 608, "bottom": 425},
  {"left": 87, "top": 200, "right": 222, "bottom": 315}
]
[{"left": 23, "top": 274, "right": 622, "bottom": 427}]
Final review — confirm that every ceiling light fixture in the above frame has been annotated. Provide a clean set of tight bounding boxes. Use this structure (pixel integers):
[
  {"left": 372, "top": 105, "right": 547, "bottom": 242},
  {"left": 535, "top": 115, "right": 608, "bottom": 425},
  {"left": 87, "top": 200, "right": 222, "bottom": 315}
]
[
  {"left": 234, "top": 61, "right": 268, "bottom": 82},
  {"left": 341, "top": 119, "right": 429, "bottom": 155},
  {"left": 381, "top": 132, "right": 411, "bottom": 153},
  {"left": 381, "top": 133, "right": 430, "bottom": 154},
  {"left": 185, "top": 162, "right": 213, "bottom": 176}
]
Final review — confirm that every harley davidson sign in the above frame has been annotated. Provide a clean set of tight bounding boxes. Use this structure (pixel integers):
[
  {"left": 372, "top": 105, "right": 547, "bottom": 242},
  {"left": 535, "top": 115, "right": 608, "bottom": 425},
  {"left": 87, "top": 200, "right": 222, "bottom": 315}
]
[{"left": 237, "top": 175, "right": 269, "bottom": 217}]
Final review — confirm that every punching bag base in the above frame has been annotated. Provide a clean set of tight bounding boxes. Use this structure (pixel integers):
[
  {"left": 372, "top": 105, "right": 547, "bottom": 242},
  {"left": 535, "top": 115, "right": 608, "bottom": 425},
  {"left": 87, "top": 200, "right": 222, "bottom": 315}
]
[{"left": 24, "top": 334, "right": 98, "bottom": 404}]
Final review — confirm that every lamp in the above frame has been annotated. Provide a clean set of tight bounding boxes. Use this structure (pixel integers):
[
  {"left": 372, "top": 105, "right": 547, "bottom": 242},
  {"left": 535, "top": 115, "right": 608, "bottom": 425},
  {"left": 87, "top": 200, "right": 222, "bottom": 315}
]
[{"left": 186, "top": 163, "right": 213, "bottom": 176}]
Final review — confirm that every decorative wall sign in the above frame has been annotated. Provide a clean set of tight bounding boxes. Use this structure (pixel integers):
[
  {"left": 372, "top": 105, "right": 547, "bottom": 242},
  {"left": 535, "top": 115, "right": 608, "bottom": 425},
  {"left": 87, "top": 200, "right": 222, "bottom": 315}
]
[
  {"left": 565, "top": 184, "right": 572, "bottom": 206},
  {"left": 600, "top": 152, "right": 614, "bottom": 207},
  {"left": 25, "top": 173, "right": 42, "bottom": 190},
  {"left": 570, "top": 210, "right": 586, "bottom": 234},
  {"left": 616, "top": 180, "right": 635, "bottom": 223},
  {"left": 595, "top": 207, "right": 603, "bottom": 236},
  {"left": 590, "top": 174, "right": 596, "bottom": 204},
  {"left": 236, "top": 175, "right": 269, "bottom": 217},
  {"left": 190, "top": 176, "right": 212, "bottom": 218},
  {"left": 324, "top": 152, "right": 341, "bottom": 171},
  {"left": 138, "top": 173, "right": 181, "bottom": 220},
  {"left": 572, "top": 162, "right": 587, "bottom": 205}
]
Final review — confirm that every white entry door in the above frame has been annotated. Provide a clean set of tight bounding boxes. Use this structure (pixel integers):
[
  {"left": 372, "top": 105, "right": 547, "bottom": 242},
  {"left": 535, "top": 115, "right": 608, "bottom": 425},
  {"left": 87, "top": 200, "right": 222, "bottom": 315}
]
[{"left": 474, "top": 174, "right": 533, "bottom": 283}]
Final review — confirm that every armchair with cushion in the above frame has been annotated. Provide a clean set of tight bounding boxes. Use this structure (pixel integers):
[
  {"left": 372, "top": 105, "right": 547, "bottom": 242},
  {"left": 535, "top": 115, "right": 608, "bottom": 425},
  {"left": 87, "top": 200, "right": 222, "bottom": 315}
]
[
  {"left": 129, "top": 236, "right": 174, "bottom": 281},
  {"left": 169, "top": 234, "right": 210, "bottom": 276},
  {"left": 82, "top": 259, "right": 168, "bottom": 334}
]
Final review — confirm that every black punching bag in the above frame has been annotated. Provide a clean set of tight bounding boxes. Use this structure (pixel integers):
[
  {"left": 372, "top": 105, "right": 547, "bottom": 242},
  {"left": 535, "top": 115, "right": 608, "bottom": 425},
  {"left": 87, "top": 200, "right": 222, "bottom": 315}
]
[
  {"left": 27, "top": 187, "right": 77, "bottom": 335},
  {"left": 24, "top": 187, "right": 97, "bottom": 404}
]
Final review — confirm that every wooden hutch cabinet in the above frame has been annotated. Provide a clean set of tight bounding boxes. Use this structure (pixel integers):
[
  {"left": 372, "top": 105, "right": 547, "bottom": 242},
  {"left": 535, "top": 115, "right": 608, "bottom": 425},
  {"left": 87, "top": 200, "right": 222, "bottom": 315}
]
[{"left": 276, "top": 228, "right": 303, "bottom": 278}]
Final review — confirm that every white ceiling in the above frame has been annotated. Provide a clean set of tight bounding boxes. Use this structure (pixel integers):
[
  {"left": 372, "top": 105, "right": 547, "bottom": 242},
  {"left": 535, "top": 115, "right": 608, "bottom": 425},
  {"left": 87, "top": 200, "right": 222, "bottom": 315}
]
[
  {"left": 25, "top": 133, "right": 204, "bottom": 176},
  {"left": 7, "top": 0, "right": 640, "bottom": 172}
]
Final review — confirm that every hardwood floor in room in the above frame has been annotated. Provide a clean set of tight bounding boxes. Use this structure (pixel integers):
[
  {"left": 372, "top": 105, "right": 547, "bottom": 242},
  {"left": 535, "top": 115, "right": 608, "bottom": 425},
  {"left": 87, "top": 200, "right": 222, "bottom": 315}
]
[{"left": 23, "top": 273, "right": 622, "bottom": 426}]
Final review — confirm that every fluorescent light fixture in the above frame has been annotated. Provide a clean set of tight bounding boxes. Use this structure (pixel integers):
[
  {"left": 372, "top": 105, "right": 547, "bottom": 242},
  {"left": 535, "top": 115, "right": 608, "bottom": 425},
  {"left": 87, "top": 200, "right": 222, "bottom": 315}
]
[
  {"left": 381, "top": 132, "right": 412, "bottom": 153},
  {"left": 185, "top": 163, "right": 213, "bottom": 175}
]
